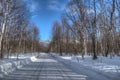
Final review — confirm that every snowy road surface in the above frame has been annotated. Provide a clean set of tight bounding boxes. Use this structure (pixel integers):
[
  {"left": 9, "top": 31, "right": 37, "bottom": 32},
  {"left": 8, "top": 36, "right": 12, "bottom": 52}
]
[{"left": 0, "top": 53, "right": 120, "bottom": 80}]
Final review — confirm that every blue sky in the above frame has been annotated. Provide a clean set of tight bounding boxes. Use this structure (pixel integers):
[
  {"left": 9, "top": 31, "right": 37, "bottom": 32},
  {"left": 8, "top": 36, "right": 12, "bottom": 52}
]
[{"left": 24, "top": 0, "right": 69, "bottom": 41}]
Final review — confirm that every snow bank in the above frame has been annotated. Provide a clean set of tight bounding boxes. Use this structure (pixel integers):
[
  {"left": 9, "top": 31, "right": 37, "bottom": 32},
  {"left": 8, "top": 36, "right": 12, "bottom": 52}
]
[
  {"left": 50, "top": 54, "right": 120, "bottom": 80},
  {"left": 0, "top": 57, "right": 32, "bottom": 77},
  {"left": 61, "top": 55, "right": 120, "bottom": 73}
]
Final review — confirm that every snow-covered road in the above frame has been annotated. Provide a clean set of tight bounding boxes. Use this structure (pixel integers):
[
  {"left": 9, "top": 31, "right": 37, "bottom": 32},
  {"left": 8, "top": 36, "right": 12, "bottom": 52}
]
[
  {"left": 0, "top": 53, "right": 120, "bottom": 80},
  {"left": 0, "top": 54, "right": 86, "bottom": 80}
]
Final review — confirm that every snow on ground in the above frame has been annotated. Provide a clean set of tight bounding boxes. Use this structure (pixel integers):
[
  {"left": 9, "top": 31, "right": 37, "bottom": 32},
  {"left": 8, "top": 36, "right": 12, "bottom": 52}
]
[
  {"left": 61, "top": 55, "right": 120, "bottom": 73},
  {"left": 1, "top": 53, "right": 88, "bottom": 80},
  {"left": 0, "top": 53, "right": 39, "bottom": 77},
  {"left": 51, "top": 54, "right": 120, "bottom": 80},
  {"left": 0, "top": 53, "right": 120, "bottom": 80}
]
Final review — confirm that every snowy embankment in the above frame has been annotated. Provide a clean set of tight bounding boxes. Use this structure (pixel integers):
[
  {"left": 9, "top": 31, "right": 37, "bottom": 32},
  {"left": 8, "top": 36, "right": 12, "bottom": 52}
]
[
  {"left": 50, "top": 54, "right": 120, "bottom": 80},
  {"left": 0, "top": 53, "right": 38, "bottom": 77},
  {"left": 61, "top": 55, "right": 120, "bottom": 73}
]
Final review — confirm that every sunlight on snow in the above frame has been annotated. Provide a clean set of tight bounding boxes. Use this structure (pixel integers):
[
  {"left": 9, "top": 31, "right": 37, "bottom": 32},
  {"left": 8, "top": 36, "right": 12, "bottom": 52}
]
[{"left": 61, "top": 56, "right": 120, "bottom": 73}]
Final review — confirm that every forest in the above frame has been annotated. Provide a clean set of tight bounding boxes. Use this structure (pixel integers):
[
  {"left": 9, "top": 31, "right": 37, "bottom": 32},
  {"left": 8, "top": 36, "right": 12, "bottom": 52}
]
[
  {"left": 0, "top": 0, "right": 41, "bottom": 59},
  {"left": 0, "top": 0, "right": 120, "bottom": 60},
  {"left": 49, "top": 0, "right": 120, "bottom": 59}
]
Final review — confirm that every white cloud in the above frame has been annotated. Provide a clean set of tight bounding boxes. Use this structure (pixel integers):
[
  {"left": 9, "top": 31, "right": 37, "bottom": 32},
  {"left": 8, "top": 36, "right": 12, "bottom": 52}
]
[
  {"left": 31, "top": 15, "right": 38, "bottom": 19},
  {"left": 48, "top": 4, "right": 64, "bottom": 11},
  {"left": 29, "top": 2, "right": 39, "bottom": 12},
  {"left": 48, "top": 0, "right": 65, "bottom": 11},
  {"left": 51, "top": 0, "right": 59, "bottom": 4},
  {"left": 25, "top": 0, "right": 66, "bottom": 12},
  {"left": 24, "top": 0, "right": 40, "bottom": 13}
]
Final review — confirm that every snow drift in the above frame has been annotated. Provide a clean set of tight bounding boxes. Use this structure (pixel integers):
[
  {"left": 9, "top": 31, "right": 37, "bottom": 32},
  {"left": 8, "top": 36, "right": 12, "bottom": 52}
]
[{"left": 0, "top": 56, "right": 36, "bottom": 77}]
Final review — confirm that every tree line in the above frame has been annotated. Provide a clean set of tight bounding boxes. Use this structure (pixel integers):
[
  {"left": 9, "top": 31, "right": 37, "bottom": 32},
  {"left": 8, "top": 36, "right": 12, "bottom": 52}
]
[
  {"left": 0, "top": 0, "right": 41, "bottom": 59},
  {"left": 50, "top": 0, "right": 120, "bottom": 59}
]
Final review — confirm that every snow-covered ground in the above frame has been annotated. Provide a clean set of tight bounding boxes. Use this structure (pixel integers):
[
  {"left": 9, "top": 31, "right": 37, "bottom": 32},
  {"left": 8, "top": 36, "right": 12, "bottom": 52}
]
[
  {"left": 61, "top": 55, "right": 120, "bottom": 73},
  {"left": 0, "top": 53, "right": 39, "bottom": 77},
  {"left": 0, "top": 53, "right": 120, "bottom": 80},
  {"left": 1, "top": 53, "right": 87, "bottom": 80}
]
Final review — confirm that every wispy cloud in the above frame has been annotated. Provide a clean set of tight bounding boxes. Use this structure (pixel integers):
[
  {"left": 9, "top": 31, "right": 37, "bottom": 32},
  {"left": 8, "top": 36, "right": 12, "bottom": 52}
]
[
  {"left": 24, "top": 0, "right": 67, "bottom": 12},
  {"left": 29, "top": 2, "right": 40, "bottom": 12},
  {"left": 31, "top": 15, "right": 38, "bottom": 19},
  {"left": 47, "top": 0, "right": 66, "bottom": 11},
  {"left": 24, "top": 0, "right": 41, "bottom": 13}
]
